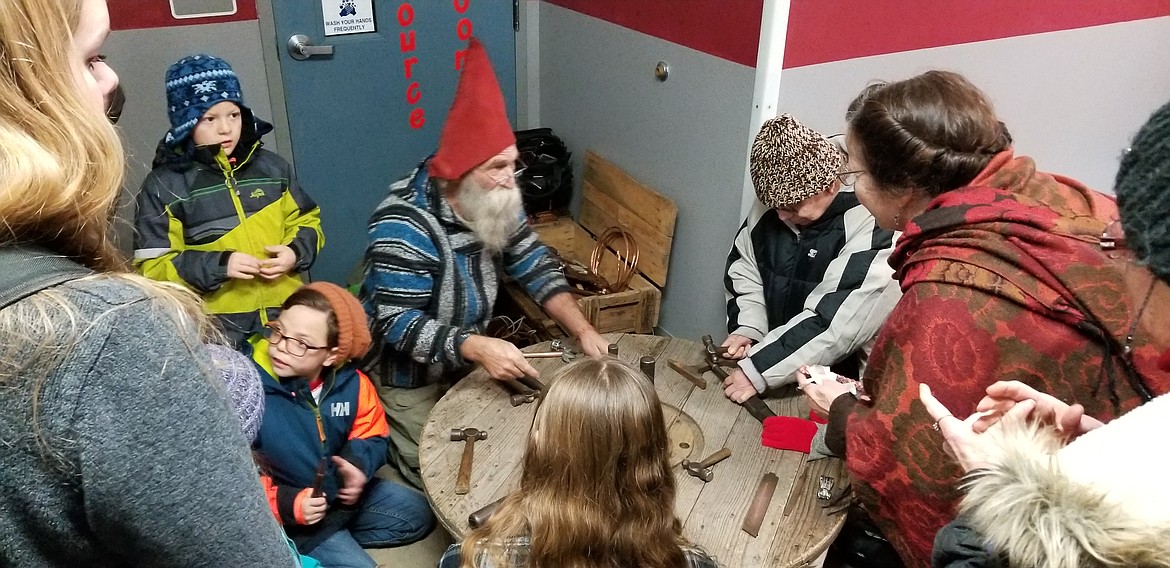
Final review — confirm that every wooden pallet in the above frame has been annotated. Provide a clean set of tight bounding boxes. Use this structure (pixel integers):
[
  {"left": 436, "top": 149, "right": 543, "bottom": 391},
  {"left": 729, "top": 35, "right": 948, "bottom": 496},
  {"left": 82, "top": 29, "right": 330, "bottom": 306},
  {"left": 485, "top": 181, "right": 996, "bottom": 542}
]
[{"left": 498, "top": 151, "right": 675, "bottom": 338}]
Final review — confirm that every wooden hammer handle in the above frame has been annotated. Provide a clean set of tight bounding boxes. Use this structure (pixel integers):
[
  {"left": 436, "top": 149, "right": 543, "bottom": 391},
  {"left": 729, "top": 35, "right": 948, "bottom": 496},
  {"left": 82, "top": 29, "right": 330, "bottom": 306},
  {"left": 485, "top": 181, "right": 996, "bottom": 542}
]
[
  {"left": 455, "top": 438, "right": 478, "bottom": 495},
  {"left": 699, "top": 447, "right": 732, "bottom": 468}
]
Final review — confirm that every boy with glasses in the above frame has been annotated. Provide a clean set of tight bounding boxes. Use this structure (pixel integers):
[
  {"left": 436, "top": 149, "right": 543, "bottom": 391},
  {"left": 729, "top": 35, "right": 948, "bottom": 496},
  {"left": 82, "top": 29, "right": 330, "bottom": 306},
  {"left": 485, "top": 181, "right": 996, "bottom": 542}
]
[{"left": 250, "top": 282, "right": 434, "bottom": 566}]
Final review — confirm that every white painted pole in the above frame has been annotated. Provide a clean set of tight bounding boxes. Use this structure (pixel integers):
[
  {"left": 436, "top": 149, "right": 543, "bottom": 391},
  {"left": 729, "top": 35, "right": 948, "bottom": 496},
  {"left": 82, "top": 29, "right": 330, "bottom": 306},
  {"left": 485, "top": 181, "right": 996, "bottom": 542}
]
[{"left": 739, "top": 0, "right": 791, "bottom": 220}]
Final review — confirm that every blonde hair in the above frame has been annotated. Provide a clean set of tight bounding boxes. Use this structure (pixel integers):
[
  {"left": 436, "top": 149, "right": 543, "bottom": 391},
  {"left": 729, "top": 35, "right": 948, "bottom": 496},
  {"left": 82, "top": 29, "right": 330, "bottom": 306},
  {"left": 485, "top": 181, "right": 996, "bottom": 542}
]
[
  {"left": 0, "top": 0, "right": 213, "bottom": 457},
  {"left": 461, "top": 357, "right": 692, "bottom": 568}
]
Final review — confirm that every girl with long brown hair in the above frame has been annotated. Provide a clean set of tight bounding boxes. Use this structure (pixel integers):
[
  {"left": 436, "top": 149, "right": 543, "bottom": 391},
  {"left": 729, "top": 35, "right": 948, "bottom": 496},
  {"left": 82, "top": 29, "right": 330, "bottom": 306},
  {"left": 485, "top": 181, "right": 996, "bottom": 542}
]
[
  {"left": 0, "top": 0, "right": 296, "bottom": 564},
  {"left": 439, "top": 357, "right": 718, "bottom": 568}
]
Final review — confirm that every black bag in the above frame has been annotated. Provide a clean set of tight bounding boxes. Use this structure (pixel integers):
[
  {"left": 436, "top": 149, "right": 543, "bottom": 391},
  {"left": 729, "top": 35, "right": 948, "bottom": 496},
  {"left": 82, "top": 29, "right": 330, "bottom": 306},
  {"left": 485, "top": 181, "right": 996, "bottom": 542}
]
[
  {"left": 514, "top": 128, "right": 573, "bottom": 214},
  {"left": 829, "top": 507, "right": 906, "bottom": 568}
]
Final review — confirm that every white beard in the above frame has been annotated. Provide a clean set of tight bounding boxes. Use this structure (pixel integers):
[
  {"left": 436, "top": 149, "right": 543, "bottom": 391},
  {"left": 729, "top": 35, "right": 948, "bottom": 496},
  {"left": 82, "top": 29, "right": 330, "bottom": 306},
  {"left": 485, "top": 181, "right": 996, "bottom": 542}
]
[{"left": 454, "top": 177, "right": 524, "bottom": 255}]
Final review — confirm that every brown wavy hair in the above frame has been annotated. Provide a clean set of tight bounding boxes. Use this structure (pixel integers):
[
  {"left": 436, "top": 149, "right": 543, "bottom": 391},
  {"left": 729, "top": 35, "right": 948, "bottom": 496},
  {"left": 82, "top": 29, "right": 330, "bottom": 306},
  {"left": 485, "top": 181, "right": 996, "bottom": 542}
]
[
  {"left": 846, "top": 70, "right": 1013, "bottom": 197},
  {"left": 460, "top": 356, "right": 691, "bottom": 568}
]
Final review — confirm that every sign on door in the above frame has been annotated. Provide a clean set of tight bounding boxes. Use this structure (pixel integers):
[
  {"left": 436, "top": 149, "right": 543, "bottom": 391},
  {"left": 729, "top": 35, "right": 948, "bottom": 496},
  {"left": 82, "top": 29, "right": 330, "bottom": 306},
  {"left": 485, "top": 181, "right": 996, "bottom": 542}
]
[{"left": 323, "top": 0, "right": 375, "bottom": 36}]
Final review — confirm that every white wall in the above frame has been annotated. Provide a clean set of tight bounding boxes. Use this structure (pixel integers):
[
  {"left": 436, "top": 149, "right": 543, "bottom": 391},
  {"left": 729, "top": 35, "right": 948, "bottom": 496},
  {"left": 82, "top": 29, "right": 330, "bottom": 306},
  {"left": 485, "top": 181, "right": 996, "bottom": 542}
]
[
  {"left": 537, "top": 4, "right": 756, "bottom": 338},
  {"left": 773, "top": 17, "right": 1170, "bottom": 195}
]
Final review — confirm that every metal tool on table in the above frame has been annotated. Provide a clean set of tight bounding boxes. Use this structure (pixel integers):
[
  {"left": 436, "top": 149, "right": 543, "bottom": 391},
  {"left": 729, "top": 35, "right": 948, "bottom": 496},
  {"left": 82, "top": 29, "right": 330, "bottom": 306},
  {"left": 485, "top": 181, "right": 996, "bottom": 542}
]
[
  {"left": 523, "top": 350, "right": 580, "bottom": 362},
  {"left": 741, "top": 472, "right": 779, "bottom": 537},
  {"left": 665, "top": 334, "right": 737, "bottom": 390},
  {"left": 639, "top": 356, "right": 657, "bottom": 383},
  {"left": 741, "top": 394, "right": 777, "bottom": 423},
  {"left": 680, "top": 447, "right": 732, "bottom": 482},
  {"left": 666, "top": 359, "right": 708, "bottom": 389},
  {"left": 523, "top": 340, "right": 581, "bottom": 363},
  {"left": 701, "top": 334, "right": 738, "bottom": 376},
  {"left": 310, "top": 457, "right": 328, "bottom": 498},
  {"left": 497, "top": 379, "right": 538, "bottom": 407},
  {"left": 467, "top": 496, "right": 505, "bottom": 529},
  {"left": 517, "top": 375, "right": 546, "bottom": 393},
  {"left": 450, "top": 427, "right": 488, "bottom": 495},
  {"left": 819, "top": 478, "right": 852, "bottom": 516}
]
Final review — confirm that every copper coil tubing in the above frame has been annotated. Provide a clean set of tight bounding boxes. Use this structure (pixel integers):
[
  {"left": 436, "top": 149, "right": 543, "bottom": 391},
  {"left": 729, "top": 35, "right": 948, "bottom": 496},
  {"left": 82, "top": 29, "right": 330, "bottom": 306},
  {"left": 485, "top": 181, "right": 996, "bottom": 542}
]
[{"left": 589, "top": 226, "right": 639, "bottom": 293}]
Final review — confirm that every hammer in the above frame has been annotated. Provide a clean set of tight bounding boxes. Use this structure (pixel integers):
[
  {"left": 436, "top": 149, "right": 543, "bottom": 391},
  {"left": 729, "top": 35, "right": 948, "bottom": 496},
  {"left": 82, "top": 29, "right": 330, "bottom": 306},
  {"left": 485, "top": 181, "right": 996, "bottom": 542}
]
[
  {"left": 450, "top": 427, "right": 487, "bottom": 495},
  {"left": 523, "top": 349, "right": 580, "bottom": 363},
  {"left": 497, "top": 379, "right": 538, "bottom": 406},
  {"left": 701, "top": 334, "right": 735, "bottom": 380},
  {"left": 680, "top": 447, "right": 732, "bottom": 482}
]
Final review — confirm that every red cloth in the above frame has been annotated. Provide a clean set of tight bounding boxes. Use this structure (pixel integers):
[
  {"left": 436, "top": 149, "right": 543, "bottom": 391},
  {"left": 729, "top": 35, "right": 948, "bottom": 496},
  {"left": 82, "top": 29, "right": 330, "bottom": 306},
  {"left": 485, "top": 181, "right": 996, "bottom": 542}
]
[
  {"left": 808, "top": 410, "right": 828, "bottom": 424},
  {"left": 761, "top": 416, "right": 818, "bottom": 453},
  {"left": 845, "top": 151, "right": 1170, "bottom": 567},
  {"left": 428, "top": 37, "right": 516, "bottom": 180}
]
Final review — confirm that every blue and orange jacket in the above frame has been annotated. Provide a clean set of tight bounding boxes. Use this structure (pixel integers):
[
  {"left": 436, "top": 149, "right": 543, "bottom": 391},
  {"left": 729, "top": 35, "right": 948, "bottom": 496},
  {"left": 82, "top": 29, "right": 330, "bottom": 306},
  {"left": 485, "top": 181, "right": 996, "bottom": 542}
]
[{"left": 247, "top": 339, "right": 389, "bottom": 531}]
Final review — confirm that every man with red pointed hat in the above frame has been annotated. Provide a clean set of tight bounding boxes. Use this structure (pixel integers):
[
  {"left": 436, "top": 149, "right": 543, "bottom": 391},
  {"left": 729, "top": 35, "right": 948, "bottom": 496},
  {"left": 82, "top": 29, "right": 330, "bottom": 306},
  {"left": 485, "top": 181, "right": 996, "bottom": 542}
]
[{"left": 359, "top": 38, "right": 609, "bottom": 487}]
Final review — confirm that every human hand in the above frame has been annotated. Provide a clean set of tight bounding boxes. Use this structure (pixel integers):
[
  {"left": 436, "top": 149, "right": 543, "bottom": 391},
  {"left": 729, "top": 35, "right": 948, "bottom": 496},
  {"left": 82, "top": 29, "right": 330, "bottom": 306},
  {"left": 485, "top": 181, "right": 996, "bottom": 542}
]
[
  {"left": 459, "top": 335, "right": 540, "bottom": 380},
  {"left": 225, "top": 252, "right": 262, "bottom": 280},
  {"left": 919, "top": 383, "right": 1035, "bottom": 473},
  {"left": 974, "top": 381, "right": 1104, "bottom": 439},
  {"left": 722, "top": 367, "right": 760, "bottom": 403},
  {"left": 720, "top": 334, "right": 754, "bottom": 360},
  {"left": 259, "top": 245, "right": 297, "bottom": 279},
  {"left": 796, "top": 368, "right": 854, "bottom": 418},
  {"left": 301, "top": 493, "right": 328, "bottom": 524},
  {"left": 576, "top": 328, "right": 610, "bottom": 358},
  {"left": 331, "top": 456, "right": 368, "bottom": 506}
]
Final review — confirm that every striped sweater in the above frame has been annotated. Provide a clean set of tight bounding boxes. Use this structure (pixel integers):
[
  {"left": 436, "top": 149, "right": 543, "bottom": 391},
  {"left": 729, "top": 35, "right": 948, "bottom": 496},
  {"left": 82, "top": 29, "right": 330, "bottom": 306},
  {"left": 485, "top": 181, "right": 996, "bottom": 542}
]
[
  {"left": 359, "top": 160, "right": 570, "bottom": 389},
  {"left": 724, "top": 191, "right": 900, "bottom": 390}
]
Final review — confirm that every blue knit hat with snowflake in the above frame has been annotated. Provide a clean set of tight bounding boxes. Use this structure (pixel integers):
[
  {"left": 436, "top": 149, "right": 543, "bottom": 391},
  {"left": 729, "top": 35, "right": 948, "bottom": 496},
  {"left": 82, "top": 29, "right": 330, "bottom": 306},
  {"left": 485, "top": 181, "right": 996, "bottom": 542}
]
[{"left": 163, "top": 54, "right": 246, "bottom": 149}]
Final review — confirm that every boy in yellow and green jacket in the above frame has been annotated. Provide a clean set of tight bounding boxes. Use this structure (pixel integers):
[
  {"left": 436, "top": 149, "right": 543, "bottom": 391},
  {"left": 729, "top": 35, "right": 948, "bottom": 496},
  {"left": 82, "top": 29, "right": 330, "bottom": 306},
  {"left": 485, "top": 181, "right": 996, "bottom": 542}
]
[{"left": 135, "top": 54, "right": 323, "bottom": 346}]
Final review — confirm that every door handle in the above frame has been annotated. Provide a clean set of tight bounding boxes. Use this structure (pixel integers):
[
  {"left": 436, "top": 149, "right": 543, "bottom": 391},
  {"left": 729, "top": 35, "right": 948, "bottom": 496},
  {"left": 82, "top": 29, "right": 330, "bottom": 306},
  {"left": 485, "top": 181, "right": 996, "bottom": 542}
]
[{"left": 287, "top": 34, "right": 334, "bottom": 60}]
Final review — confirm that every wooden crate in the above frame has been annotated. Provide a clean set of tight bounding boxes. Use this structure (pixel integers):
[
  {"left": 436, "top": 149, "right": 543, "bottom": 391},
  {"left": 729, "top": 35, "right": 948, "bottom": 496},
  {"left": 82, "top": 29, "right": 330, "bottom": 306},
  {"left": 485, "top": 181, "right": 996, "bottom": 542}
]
[{"left": 498, "top": 151, "right": 674, "bottom": 338}]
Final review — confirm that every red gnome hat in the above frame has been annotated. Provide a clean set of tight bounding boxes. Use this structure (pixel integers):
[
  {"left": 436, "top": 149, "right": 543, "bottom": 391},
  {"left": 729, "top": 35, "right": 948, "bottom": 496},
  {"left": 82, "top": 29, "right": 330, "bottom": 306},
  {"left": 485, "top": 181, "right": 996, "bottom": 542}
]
[{"left": 429, "top": 37, "right": 516, "bottom": 180}]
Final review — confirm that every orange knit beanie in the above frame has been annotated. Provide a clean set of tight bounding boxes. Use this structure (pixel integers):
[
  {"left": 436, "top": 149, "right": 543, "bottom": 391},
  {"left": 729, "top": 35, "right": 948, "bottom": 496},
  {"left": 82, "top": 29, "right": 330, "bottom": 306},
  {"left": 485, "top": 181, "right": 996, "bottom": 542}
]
[{"left": 302, "top": 282, "right": 372, "bottom": 362}]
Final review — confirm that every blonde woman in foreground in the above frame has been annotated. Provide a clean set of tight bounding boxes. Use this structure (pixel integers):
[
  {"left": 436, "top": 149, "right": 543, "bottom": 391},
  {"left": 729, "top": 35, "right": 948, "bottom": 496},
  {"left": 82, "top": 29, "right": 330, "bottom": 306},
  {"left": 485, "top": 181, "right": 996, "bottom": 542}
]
[
  {"left": 0, "top": 0, "right": 296, "bottom": 564},
  {"left": 439, "top": 357, "right": 719, "bottom": 568}
]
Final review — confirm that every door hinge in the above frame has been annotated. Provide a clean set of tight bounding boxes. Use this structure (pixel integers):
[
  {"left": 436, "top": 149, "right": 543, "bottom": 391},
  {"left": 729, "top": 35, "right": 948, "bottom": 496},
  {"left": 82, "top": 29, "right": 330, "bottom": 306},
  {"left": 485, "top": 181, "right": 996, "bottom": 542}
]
[{"left": 513, "top": 0, "right": 520, "bottom": 32}]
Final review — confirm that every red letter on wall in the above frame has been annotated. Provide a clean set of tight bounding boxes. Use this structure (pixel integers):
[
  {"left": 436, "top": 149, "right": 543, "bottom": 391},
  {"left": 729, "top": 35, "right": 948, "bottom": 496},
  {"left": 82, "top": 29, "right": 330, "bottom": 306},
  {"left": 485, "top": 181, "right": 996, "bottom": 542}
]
[
  {"left": 406, "top": 82, "right": 422, "bottom": 104},
  {"left": 452, "top": 0, "right": 470, "bottom": 14},
  {"left": 397, "top": 3, "right": 414, "bottom": 26},
  {"left": 403, "top": 56, "right": 418, "bottom": 79},
  {"left": 399, "top": 30, "right": 416, "bottom": 52},
  {"left": 456, "top": 17, "right": 473, "bottom": 40},
  {"left": 453, "top": 49, "right": 466, "bottom": 70},
  {"left": 410, "top": 108, "right": 425, "bottom": 129}
]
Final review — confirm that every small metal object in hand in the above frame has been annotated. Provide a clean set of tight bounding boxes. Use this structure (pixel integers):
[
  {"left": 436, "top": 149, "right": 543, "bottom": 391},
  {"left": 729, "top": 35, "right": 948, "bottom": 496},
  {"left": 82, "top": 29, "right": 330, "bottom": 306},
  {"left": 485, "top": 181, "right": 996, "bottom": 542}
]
[{"left": 817, "top": 475, "right": 835, "bottom": 501}]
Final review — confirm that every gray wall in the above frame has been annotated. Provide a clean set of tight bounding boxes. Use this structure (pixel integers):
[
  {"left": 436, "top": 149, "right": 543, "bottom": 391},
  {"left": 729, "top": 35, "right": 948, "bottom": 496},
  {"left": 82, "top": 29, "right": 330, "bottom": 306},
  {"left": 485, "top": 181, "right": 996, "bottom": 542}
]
[
  {"left": 537, "top": 4, "right": 755, "bottom": 338},
  {"left": 773, "top": 17, "right": 1170, "bottom": 196},
  {"left": 105, "top": 20, "right": 274, "bottom": 254}
]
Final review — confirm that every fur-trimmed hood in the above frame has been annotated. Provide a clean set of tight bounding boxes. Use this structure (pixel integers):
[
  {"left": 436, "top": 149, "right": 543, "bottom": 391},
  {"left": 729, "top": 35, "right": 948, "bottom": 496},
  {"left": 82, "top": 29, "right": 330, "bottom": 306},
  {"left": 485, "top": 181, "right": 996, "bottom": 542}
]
[{"left": 960, "top": 395, "right": 1170, "bottom": 568}]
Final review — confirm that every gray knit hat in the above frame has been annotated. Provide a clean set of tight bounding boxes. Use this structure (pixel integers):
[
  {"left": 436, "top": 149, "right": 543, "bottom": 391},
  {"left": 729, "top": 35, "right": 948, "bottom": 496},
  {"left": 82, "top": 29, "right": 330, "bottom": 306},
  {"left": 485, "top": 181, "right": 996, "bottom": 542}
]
[
  {"left": 750, "top": 114, "right": 845, "bottom": 208},
  {"left": 206, "top": 344, "right": 264, "bottom": 442},
  {"left": 1116, "top": 99, "right": 1170, "bottom": 285}
]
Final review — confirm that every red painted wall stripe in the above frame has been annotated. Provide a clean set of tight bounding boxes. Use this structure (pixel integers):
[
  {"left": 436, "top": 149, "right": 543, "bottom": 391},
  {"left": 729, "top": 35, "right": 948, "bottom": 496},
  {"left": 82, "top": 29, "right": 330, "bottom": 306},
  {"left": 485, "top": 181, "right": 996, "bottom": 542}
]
[
  {"left": 542, "top": 0, "right": 1170, "bottom": 68},
  {"left": 541, "top": 0, "right": 763, "bottom": 68},
  {"left": 785, "top": 0, "right": 1170, "bottom": 68},
  {"left": 109, "top": 0, "right": 257, "bottom": 31}
]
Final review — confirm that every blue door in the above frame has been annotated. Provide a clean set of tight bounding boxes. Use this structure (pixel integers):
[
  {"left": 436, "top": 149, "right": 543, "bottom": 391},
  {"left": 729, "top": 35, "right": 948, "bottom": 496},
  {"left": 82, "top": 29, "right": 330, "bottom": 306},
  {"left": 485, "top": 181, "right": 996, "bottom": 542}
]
[{"left": 271, "top": 1, "right": 517, "bottom": 285}]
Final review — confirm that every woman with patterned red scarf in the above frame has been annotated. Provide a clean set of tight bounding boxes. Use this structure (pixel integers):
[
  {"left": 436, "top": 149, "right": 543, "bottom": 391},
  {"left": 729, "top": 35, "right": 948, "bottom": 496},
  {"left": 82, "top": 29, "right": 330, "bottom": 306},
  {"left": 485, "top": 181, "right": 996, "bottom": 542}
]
[{"left": 798, "top": 70, "right": 1170, "bottom": 567}]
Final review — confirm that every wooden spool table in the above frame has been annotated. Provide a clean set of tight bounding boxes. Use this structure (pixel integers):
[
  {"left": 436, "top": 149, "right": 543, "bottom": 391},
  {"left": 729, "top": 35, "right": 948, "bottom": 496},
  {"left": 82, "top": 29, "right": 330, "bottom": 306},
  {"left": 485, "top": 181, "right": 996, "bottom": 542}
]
[{"left": 419, "top": 334, "right": 847, "bottom": 568}]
